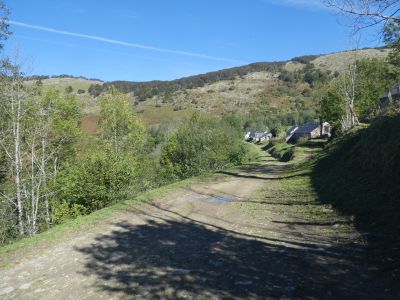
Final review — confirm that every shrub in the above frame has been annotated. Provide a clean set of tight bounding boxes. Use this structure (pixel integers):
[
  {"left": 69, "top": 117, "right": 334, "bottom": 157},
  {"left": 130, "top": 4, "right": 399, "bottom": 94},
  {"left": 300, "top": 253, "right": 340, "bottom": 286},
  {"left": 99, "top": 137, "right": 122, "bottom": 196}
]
[
  {"left": 51, "top": 200, "right": 87, "bottom": 224},
  {"left": 160, "top": 113, "right": 248, "bottom": 180},
  {"left": 53, "top": 152, "right": 158, "bottom": 213}
]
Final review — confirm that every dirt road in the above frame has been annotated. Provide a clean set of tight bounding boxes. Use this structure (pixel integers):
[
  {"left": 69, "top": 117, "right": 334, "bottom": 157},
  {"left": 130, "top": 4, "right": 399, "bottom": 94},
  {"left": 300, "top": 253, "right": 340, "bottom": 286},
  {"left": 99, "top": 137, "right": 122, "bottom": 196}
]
[{"left": 0, "top": 151, "right": 398, "bottom": 299}]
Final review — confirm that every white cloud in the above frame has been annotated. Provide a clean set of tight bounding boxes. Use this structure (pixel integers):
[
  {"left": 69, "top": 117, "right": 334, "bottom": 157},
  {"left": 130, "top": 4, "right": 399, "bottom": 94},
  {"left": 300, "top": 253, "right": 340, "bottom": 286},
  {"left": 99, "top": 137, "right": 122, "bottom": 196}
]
[{"left": 9, "top": 20, "right": 248, "bottom": 64}]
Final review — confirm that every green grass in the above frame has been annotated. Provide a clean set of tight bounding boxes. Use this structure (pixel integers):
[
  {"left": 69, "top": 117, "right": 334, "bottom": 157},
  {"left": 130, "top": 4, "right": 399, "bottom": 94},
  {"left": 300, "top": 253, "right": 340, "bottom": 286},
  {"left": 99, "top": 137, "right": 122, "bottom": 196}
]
[
  {"left": 138, "top": 105, "right": 195, "bottom": 125},
  {"left": 244, "top": 142, "right": 265, "bottom": 163},
  {"left": 263, "top": 140, "right": 296, "bottom": 162}
]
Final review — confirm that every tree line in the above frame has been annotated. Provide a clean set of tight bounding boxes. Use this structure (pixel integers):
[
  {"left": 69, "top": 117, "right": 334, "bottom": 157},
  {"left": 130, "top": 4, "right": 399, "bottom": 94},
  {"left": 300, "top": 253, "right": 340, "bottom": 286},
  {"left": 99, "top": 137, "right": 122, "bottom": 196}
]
[{"left": 88, "top": 62, "right": 283, "bottom": 99}]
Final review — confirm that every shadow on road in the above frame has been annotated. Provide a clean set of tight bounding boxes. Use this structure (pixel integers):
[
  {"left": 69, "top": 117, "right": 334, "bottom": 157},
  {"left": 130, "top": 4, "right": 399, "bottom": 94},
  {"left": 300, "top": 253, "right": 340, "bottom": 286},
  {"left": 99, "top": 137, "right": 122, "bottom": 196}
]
[{"left": 76, "top": 207, "right": 381, "bottom": 299}]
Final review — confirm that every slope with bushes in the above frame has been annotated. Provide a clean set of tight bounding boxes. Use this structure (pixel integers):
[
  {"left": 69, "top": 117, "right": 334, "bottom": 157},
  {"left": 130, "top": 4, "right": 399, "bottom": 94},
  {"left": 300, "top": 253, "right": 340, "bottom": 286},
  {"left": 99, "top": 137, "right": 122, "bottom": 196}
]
[{"left": 311, "top": 113, "right": 400, "bottom": 235}]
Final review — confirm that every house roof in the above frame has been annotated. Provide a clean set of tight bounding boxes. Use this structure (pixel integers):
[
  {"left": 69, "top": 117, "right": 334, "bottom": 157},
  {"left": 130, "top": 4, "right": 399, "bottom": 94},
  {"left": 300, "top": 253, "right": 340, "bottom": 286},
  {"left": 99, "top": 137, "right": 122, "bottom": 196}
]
[
  {"left": 254, "top": 131, "right": 269, "bottom": 138},
  {"left": 293, "top": 123, "right": 319, "bottom": 134},
  {"left": 287, "top": 126, "right": 298, "bottom": 135}
]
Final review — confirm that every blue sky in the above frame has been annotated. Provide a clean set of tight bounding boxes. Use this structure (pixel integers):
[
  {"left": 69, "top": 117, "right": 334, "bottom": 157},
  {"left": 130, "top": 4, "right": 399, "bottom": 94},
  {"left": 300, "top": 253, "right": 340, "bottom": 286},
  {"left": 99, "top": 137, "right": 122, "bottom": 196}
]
[{"left": 4, "top": 0, "right": 382, "bottom": 81}]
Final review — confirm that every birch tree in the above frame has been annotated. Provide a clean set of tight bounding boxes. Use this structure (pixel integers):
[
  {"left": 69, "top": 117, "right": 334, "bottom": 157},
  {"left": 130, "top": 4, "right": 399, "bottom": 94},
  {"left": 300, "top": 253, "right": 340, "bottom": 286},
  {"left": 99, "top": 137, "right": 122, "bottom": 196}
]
[
  {"left": 0, "top": 61, "right": 82, "bottom": 237},
  {"left": 338, "top": 59, "right": 360, "bottom": 130},
  {"left": 23, "top": 88, "right": 81, "bottom": 234},
  {"left": 0, "top": 58, "right": 27, "bottom": 236}
]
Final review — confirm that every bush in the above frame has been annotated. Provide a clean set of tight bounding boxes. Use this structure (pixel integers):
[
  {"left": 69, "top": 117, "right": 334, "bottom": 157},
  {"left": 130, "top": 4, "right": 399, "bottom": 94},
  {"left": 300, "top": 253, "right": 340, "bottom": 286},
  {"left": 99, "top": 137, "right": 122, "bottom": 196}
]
[
  {"left": 53, "top": 151, "right": 158, "bottom": 213},
  {"left": 65, "top": 86, "right": 73, "bottom": 94},
  {"left": 160, "top": 113, "right": 248, "bottom": 180},
  {"left": 51, "top": 200, "right": 87, "bottom": 224}
]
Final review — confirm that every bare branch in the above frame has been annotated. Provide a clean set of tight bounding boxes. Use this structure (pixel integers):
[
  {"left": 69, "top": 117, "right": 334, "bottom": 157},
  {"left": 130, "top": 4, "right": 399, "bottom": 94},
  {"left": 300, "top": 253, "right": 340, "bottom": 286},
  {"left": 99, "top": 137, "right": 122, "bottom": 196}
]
[{"left": 324, "top": 0, "right": 400, "bottom": 32}]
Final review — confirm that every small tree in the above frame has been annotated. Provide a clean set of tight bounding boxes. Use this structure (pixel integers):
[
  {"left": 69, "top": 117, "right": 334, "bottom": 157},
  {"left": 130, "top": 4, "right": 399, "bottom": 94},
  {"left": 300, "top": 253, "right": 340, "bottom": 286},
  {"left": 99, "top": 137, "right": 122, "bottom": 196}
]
[
  {"left": 98, "top": 91, "right": 146, "bottom": 157},
  {"left": 65, "top": 85, "right": 73, "bottom": 94},
  {"left": 384, "top": 20, "right": 400, "bottom": 67}
]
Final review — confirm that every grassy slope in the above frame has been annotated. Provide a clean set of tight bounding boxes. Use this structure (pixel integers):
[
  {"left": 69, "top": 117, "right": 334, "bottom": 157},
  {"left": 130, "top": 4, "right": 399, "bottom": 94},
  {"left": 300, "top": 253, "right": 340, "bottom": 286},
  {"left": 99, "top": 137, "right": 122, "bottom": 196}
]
[
  {"left": 137, "top": 105, "right": 195, "bottom": 126},
  {"left": 309, "top": 114, "right": 400, "bottom": 236},
  {"left": 142, "top": 71, "right": 311, "bottom": 116},
  {"left": 25, "top": 77, "right": 102, "bottom": 92},
  {"left": 141, "top": 48, "right": 390, "bottom": 117},
  {"left": 313, "top": 48, "right": 391, "bottom": 73}
]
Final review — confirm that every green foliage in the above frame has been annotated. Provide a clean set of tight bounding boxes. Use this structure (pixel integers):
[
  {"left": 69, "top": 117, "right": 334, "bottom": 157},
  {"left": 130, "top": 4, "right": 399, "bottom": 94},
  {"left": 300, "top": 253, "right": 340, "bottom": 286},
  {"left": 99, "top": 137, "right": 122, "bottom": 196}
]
[
  {"left": 356, "top": 58, "right": 398, "bottom": 119},
  {"left": 88, "top": 83, "right": 103, "bottom": 97},
  {"left": 278, "top": 70, "right": 295, "bottom": 83},
  {"left": 318, "top": 81, "right": 345, "bottom": 130},
  {"left": 291, "top": 55, "right": 320, "bottom": 64},
  {"left": 303, "top": 63, "right": 329, "bottom": 86},
  {"left": 99, "top": 91, "right": 147, "bottom": 156},
  {"left": 0, "top": 80, "right": 83, "bottom": 242},
  {"left": 53, "top": 152, "right": 157, "bottom": 213},
  {"left": 270, "top": 124, "right": 285, "bottom": 138},
  {"left": 160, "top": 113, "right": 248, "bottom": 180},
  {"left": 243, "top": 109, "right": 316, "bottom": 133},
  {"left": 148, "top": 124, "right": 168, "bottom": 146},
  {"left": 384, "top": 20, "right": 400, "bottom": 67},
  {"left": 51, "top": 200, "right": 87, "bottom": 225},
  {"left": 221, "top": 113, "right": 244, "bottom": 137},
  {"left": 65, "top": 85, "right": 73, "bottom": 94},
  {"left": 48, "top": 91, "right": 157, "bottom": 222},
  {"left": 0, "top": 1, "right": 10, "bottom": 51},
  {"left": 318, "top": 58, "right": 397, "bottom": 130}
]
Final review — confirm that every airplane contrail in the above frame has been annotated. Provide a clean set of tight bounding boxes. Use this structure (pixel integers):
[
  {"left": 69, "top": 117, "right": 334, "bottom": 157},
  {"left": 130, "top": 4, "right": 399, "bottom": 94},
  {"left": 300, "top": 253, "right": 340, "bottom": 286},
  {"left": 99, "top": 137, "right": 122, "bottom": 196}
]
[{"left": 9, "top": 20, "right": 248, "bottom": 64}]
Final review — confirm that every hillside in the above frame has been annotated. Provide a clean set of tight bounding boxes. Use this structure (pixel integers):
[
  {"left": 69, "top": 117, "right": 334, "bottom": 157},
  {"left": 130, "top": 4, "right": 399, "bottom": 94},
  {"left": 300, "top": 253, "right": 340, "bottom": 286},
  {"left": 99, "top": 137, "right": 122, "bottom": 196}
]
[
  {"left": 25, "top": 76, "right": 103, "bottom": 116},
  {"left": 28, "top": 48, "right": 391, "bottom": 130},
  {"left": 311, "top": 113, "right": 400, "bottom": 235}
]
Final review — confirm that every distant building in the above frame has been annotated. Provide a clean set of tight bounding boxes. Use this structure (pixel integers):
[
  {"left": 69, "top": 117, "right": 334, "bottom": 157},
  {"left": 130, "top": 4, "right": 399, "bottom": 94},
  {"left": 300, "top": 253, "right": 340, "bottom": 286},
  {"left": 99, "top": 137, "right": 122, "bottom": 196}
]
[
  {"left": 380, "top": 85, "right": 400, "bottom": 110},
  {"left": 286, "top": 122, "right": 331, "bottom": 143},
  {"left": 244, "top": 131, "right": 255, "bottom": 141},
  {"left": 244, "top": 131, "right": 272, "bottom": 142}
]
